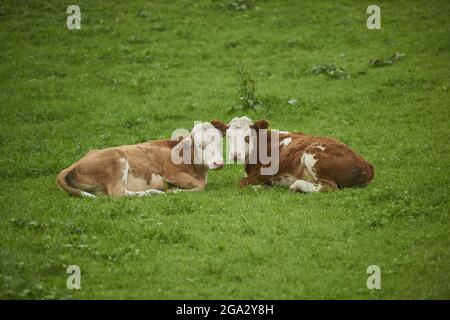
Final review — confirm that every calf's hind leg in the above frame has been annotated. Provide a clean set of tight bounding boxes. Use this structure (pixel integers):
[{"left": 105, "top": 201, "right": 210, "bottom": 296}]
[
  {"left": 124, "top": 189, "right": 165, "bottom": 196},
  {"left": 106, "top": 158, "right": 165, "bottom": 197}
]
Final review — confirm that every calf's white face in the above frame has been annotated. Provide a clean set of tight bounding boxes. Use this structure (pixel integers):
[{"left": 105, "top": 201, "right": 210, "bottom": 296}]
[
  {"left": 191, "top": 122, "right": 224, "bottom": 170},
  {"left": 226, "top": 116, "right": 255, "bottom": 163}
]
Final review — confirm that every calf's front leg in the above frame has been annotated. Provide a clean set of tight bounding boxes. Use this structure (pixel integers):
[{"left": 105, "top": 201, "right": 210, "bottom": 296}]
[
  {"left": 239, "top": 172, "right": 272, "bottom": 187},
  {"left": 165, "top": 172, "right": 206, "bottom": 193},
  {"left": 289, "top": 178, "right": 337, "bottom": 193}
]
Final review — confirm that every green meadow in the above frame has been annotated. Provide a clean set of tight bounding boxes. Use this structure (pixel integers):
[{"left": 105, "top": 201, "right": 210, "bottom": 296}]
[{"left": 0, "top": 0, "right": 449, "bottom": 299}]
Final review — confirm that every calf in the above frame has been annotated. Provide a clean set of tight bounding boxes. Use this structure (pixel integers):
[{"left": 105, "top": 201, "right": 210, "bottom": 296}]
[
  {"left": 212, "top": 117, "right": 374, "bottom": 192},
  {"left": 57, "top": 122, "right": 224, "bottom": 197}
]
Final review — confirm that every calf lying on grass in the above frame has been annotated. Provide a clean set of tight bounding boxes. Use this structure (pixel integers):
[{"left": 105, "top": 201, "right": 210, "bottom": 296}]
[
  {"left": 57, "top": 122, "right": 224, "bottom": 197},
  {"left": 212, "top": 116, "right": 374, "bottom": 192}
]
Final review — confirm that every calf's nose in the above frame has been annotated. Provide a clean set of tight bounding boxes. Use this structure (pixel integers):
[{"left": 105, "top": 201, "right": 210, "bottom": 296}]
[{"left": 213, "top": 161, "right": 224, "bottom": 168}]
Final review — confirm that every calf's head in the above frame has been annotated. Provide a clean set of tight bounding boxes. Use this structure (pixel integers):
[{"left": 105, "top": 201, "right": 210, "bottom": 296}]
[
  {"left": 191, "top": 122, "right": 225, "bottom": 170},
  {"left": 214, "top": 116, "right": 268, "bottom": 163}
]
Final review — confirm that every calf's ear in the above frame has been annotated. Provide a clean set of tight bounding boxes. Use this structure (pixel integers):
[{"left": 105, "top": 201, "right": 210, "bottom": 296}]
[
  {"left": 210, "top": 119, "right": 228, "bottom": 134},
  {"left": 252, "top": 119, "right": 269, "bottom": 130}
]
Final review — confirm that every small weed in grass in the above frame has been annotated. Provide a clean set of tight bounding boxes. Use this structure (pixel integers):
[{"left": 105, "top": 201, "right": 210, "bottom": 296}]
[
  {"left": 229, "top": 64, "right": 263, "bottom": 111},
  {"left": 311, "top": 64, "right": 350, "bottom": 80},
  {"left": 228, "top": 0, "right": 253, "bottom": 11},
  {"left": 369, "top": 52, "right": 405, "bottom": 68}
]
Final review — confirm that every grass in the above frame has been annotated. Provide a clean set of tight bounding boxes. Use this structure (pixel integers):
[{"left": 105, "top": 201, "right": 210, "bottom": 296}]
[{"left": 0, "top": 0, "right": 449, "bottom": 299}]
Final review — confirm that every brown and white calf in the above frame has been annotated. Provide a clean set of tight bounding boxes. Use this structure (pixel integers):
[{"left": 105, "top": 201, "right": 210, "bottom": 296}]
[
  {"left": 212, "top": 116, "right": 374, "bottom": 192},
  {"left": 56, "top": 122, "right": 225, "bottom": 197}
]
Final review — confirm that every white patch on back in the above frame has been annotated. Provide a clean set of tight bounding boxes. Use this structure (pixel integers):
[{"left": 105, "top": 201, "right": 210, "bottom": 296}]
[
  {"left": 302, "top": 152, "right": 318, "bottom": 180},
  {"left": 121, "top": 158, "right": 129, "bottom": 185},
  {"left": 279, "top": 131, "right": 291, "bottom": 135},
  {"left": 280, "top": 137, "right": 292, "bottom": 148},
  {"left": 290, "top": 180, "right": 321, "bottom": 193},
  {"left": 313, "top": 144, "right": 326, "bottom": 151}
]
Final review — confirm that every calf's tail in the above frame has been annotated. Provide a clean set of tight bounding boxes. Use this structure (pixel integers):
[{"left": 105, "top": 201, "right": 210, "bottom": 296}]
[{"left": 56, "top": 167, "right": 84, "bottom": 197}]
